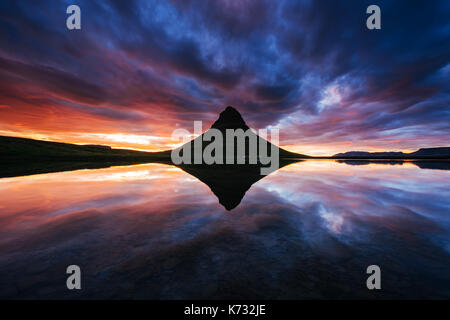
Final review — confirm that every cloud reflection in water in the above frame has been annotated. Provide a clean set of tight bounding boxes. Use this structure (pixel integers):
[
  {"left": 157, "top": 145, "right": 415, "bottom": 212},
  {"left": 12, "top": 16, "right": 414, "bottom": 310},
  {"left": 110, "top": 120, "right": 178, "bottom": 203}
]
[{"left": 0, "top": 161, "right": 449, "bottom": 299}]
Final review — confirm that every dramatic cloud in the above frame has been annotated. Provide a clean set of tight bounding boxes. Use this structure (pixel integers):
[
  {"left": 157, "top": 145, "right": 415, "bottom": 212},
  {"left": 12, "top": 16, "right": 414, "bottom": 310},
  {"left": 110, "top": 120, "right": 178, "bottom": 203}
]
[{"left": 0, "top": 0, "right": 449, "bottom": 154}]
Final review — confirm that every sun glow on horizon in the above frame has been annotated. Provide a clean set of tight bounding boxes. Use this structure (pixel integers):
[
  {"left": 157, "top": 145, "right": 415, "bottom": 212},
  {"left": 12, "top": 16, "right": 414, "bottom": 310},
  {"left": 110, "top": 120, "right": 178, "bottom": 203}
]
[{"left": 0, "top": 129, "right": 443, "bottom": 157}]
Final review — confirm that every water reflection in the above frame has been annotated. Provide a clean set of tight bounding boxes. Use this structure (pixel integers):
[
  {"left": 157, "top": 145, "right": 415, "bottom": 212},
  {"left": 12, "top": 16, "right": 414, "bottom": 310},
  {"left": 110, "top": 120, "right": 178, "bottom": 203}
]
[
  {"left": 337, "top": 159, "right": 450, "bottom": 170},
  {"left": 0, "top": 161, "right": 449, "bottom": 299}
]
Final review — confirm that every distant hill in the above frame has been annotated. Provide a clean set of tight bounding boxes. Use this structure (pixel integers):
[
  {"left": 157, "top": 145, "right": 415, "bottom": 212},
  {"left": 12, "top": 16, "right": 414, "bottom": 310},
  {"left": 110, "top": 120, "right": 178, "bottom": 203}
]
[
  {"left": 333, "top": 151, "right": 404, "bottom": 158},
  {"left": 409, "top": 147, "right": 450, "bottom": 157},
  {"left": 333, "top": 147, "right": 450, "bottom": 159},
  {"left": 0, "top": 135, "right": 170, "bottom": 162}
]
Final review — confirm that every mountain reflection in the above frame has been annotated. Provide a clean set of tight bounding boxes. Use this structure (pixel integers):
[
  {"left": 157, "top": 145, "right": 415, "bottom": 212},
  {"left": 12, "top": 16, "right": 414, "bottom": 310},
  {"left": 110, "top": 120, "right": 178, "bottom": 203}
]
[{"left": 176, "top": 160, "right": 301, "bottom": 210}]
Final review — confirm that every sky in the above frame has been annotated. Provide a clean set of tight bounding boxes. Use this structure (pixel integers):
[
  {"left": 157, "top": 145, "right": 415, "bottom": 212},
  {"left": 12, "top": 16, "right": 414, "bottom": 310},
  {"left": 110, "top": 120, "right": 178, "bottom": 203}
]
[{"left": 0, "top": 0, "right": 449, "bottom": 156}]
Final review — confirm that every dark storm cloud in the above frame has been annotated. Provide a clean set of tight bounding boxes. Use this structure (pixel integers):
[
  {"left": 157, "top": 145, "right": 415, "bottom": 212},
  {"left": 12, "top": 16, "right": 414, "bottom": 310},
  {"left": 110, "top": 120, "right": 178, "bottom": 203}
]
[
  {"left": 0, "top": 0, "right": 448, "bottom": 151},
  {"left": 253, "top": 84, "right": 296, "bottom": 102},
  {"left": 0, "top": 56, "right": 108, "bottom": 105}
]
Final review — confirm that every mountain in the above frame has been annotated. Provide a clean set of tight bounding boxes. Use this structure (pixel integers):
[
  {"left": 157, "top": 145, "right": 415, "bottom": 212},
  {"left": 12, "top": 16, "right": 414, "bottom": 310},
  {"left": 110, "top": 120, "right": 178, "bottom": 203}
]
[
  {"left": 174, "top": 106, "right": 306, "bottom": 162},
  {"left": 211, "top": 106, "right": 250, "bottom": 131},
  {"left": 333, "top": 147, "right": 450, "bottom": 159}
]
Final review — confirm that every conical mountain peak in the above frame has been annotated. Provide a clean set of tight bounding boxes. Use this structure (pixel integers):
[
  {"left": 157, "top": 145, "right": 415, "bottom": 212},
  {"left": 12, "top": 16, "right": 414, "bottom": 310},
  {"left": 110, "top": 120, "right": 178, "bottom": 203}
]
[{"left": 211, "top": 106, "right": 249, "bottom": 131}]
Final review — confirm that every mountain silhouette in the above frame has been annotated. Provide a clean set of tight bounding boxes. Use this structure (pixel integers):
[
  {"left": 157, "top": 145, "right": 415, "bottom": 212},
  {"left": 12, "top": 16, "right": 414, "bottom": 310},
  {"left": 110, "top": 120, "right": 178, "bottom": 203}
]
[
  {"left": 211, "top": 106, "right": 250, "bottom": 131},
  {"left": 173, "top": 106, "right": 305, "bottom": 163}
]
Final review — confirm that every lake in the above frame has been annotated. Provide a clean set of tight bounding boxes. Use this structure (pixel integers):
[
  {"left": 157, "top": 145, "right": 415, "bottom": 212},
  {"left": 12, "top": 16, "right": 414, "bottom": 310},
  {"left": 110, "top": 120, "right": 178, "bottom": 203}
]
[{"left": 0, "top": 160, "right": 449, "bottom": 299}]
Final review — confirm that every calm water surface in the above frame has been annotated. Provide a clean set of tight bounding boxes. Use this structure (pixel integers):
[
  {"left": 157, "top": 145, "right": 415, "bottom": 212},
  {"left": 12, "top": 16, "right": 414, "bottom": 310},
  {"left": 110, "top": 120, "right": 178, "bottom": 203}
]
[{"left": 0, "top": 161, "right": 449, "bottom": 299}]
